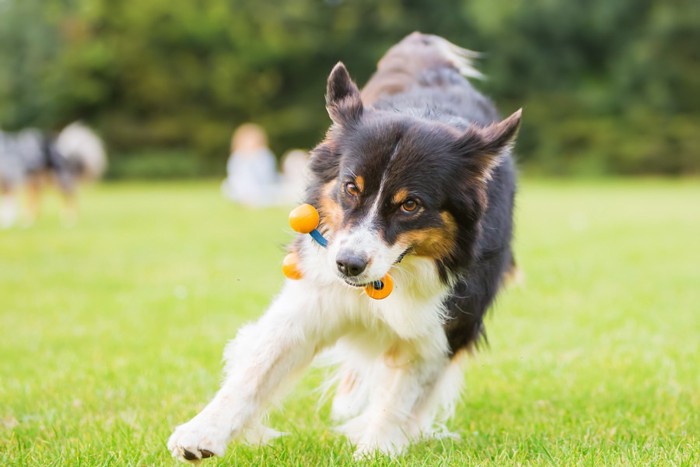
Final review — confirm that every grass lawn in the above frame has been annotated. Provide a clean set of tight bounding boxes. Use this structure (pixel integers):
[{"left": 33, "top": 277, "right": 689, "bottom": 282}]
[{"left": 1, "top": 179, "right": 698, "bottom": 465}]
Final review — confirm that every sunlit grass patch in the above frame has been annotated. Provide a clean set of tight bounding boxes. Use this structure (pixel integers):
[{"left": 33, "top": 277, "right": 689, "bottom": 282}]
[{"left": 1, "top": 179, "right": 698, "bottom": 465}]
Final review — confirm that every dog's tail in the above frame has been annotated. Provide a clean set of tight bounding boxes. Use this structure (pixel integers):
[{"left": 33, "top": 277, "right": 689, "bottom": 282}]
[{"left": 361, "top": 32, "right": 482, "bottom": 106}]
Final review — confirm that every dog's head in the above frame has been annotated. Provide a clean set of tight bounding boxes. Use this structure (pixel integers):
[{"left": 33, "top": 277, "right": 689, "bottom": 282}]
[{"left": 307, "top": 63, "right": 520, "bottom": 287}]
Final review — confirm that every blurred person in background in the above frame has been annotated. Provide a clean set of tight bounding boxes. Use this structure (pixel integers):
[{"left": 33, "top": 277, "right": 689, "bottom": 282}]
[{"left": 221, "top": 123, "right": 279, "bottom": 207}]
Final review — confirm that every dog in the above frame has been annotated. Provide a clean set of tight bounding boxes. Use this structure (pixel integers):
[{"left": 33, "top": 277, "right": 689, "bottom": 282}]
[
  {"left": 168, "top": 32, "right": 521, "bottom": 461},
  {"left": 0, "top": 122, "right": 106, "bottom": 227}
]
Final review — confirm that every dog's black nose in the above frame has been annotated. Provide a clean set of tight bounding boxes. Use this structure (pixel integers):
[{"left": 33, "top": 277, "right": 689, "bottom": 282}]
[{"left": 336, "top": 252, "right": 368, "bottom": 277}]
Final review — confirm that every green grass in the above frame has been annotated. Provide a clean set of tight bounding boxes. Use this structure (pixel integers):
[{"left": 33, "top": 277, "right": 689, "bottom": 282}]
[{"left": 1, "top": 179, "right": 698, "bottom": 466}]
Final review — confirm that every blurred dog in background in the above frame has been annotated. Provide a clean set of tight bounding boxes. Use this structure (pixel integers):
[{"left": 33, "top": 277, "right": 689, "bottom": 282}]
[{"left": 0, "top": 122, "right": 107, "bottom": 228}]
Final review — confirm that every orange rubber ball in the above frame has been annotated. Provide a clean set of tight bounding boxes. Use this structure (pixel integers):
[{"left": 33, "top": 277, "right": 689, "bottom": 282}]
[
  {"left": 289, "top": 204, "right": 320, "bottom": 234},
  {"left": 282, "top": 252, "right": 303, "bottom": 280},
  {"left": 365, "top": 273, "right": 394, "bottom": 300}
]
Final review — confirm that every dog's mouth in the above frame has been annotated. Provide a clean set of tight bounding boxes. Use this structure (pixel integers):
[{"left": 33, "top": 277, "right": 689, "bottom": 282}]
[
  {"left": 339, "top": 276, "right": 373, "bottom": 288},
  {"left": 336, "top": 248, "right": 411, "bottom": 289},
  {"left": 337, "top": 271, "right": 387, "bottom": 289}
]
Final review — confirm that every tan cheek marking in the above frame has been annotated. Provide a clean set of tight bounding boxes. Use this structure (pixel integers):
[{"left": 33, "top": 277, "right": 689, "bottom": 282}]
[
  {"left": 440, "top": 211, "right": 458, "bottom": 238},
  {"left": 318, "top": 181, "right": 343, "bottom": 232},
  {"left": 392, "top": 188, "right": 410, "bottom": 205},
  {"left": 397, "top": 211, "right": 457, "bottom": 260},
  {"left": 355, "top": 175, "right": 365, "bottom": 192}
]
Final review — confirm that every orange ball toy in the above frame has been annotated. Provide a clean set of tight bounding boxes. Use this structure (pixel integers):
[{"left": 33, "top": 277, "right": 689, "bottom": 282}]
[
  {"left": 289, "top": 204, "right": 320, "bottom": 234},
  {"left": 282, "top": 252, "right": 303, "bottom": 280},
  {"left": 284, "top": 203, "right": 394, "bottom": 299},
  {"left": 364, "top": 274, "right": 394, "bottom": 300}
]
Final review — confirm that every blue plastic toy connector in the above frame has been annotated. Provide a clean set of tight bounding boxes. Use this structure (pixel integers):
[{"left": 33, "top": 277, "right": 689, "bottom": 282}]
[{"left": 309, "top": 229, "right": 328, "bottom": 247}]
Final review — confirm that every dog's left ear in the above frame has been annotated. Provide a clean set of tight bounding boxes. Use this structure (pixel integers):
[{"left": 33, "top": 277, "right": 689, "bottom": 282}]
[
  {"left": 326, "top": 62, "right": 364, "bottom": 126},
  {"left": 456, "top": 109, "right": 522, "bottom": 181}
]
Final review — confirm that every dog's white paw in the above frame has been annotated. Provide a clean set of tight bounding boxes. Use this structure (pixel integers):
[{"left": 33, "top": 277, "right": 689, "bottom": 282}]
[
  {"left": 242, "top": 422, "right": 284, "bottom": 445},
  {"left": 167, "top": 417, "right": 230, "bottom": 462},
  {"left": 353, "top": 426, "right": 411, "bottom": 460}
]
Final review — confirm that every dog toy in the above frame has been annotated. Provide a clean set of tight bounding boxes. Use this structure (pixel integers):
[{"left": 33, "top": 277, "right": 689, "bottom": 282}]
[
  {"left": 283, "top": 204, "right": 393, "bottom": 300},
  {"left": 288, "top": 203, "right": 327, "bottom": 246}
]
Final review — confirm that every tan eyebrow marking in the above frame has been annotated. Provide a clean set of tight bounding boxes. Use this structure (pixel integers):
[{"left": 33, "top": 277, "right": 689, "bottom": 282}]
[
  {"left": 392, "top": 188, "right": 410, "bottom": 205},
  {"left": 354, "top": 176, "right": 365, "bottom": 192}
]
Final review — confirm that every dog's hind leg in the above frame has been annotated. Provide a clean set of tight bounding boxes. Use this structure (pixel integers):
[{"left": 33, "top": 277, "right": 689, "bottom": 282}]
[
  {"left": 340, "top": 352, "right": 465, "bottom": 449},
  {"left": 324, "top": 345, "right": 379, "bottom": 422},
  {"left": 167, "top": 281, "right": 342, "bottom": 462},
  {"left": 411, "top": 349, "right": 468, "bottom": 440},
  {"left": 347, "top": 341, "right": 450, "bottom": 458},
  {"left": 330, "top": 363, "right": 369, "bottom": 422}
]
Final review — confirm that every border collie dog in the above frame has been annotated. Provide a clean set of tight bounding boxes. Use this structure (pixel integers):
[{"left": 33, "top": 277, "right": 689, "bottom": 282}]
[
  {"left": 0, "top": 122, "right": 106, "bottom": 227},
  {"left": 168, "top": 32, "right": 521, "bottom": 461}
]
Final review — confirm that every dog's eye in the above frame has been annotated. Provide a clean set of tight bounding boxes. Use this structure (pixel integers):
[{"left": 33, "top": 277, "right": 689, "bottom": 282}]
[
  {"left": 344, "top": 182, "right": 360, "bottom": 197},
  {"left": 401, "top": 198, "right": 419, "bottom": 214}
]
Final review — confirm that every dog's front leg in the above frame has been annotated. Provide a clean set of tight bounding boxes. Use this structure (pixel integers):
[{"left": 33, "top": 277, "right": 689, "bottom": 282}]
[{"left": 167, "top": 282, "right": 336, "bottom": 462}]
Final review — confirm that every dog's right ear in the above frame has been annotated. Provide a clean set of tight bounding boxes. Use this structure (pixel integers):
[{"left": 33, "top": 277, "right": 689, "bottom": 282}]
[
  {"left": 455, "top": 109, "right": 522, "bottom": 183},
  {"left": 326, "top": 62, "right": 363, "bottom": 126}
]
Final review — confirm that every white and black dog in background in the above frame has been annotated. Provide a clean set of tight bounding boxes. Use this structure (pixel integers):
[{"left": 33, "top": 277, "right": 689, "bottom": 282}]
[
  {"left": 0, "top": 122, "right": 106, "bottom": 227},
  {"left": 168, "top": 32, "right": 521, "bottom": 461}
]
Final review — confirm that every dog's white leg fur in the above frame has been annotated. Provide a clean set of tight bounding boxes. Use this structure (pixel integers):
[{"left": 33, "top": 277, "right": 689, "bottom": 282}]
[
  {"left": 356, "top": 352, "right": 449, "bottom": 457},
  {"left": 329, "top": 336, "right": 449, "bottom": 458},
  {"left": 330, "top": 364, "right": 367, "bottom": 422},
  {"left": 327, "top": 341, "right": 469, "bottom": 458},
  {"left": 411, "top": 349, "right": 468, "bottom": 439},
  {"left": 325, "top": 343, "right": 377, "bottom": 422},
  {"left": 167, "top": 280, "right": 342, "bottom": 461}
]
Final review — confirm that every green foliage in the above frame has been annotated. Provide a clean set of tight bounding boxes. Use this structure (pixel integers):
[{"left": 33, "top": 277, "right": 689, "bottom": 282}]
[
  {"left": 0, "top": 0, "right": 698, "bottom": 175},
  {"left": 108, "top": 149, "right": 204, "bottom": 179},
  {"left": 0, "top": 180, "right": 698, "bottom": 464}
]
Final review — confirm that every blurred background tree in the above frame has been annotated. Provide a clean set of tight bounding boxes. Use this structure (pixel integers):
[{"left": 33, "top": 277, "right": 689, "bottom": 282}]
[{"left": 0, "top": 0, "right": 698, "bottom": 177}]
